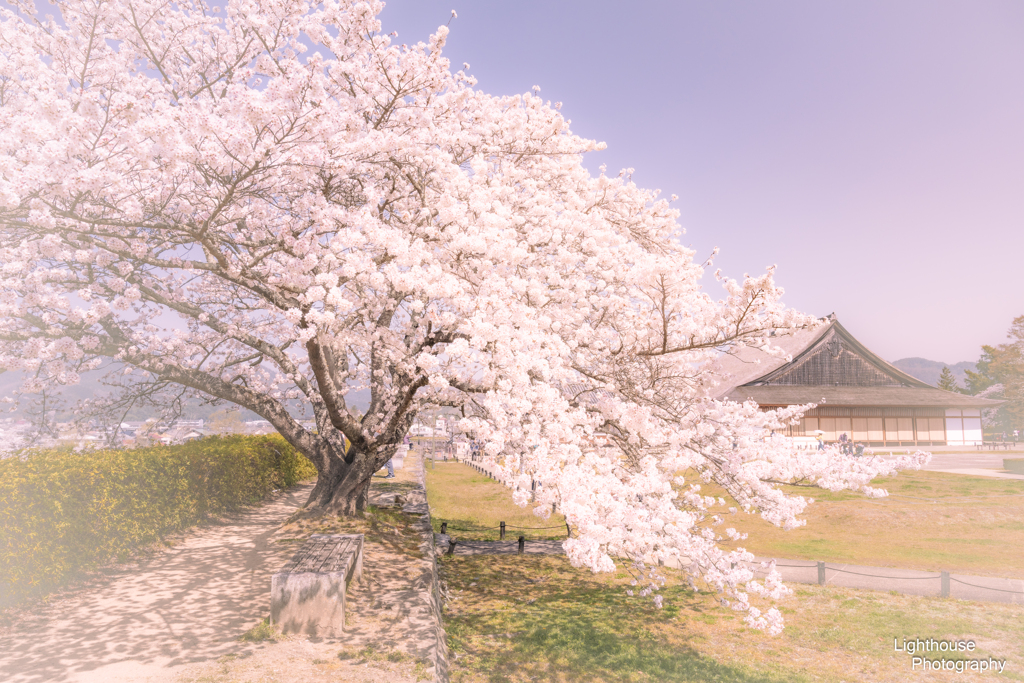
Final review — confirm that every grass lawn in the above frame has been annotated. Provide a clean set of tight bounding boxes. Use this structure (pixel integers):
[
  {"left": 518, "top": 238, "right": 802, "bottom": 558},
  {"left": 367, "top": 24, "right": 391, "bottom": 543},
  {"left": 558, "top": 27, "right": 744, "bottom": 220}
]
[
  {"left": 441, "top": 554, "right": 1024, "bottom": 683},
  {"left": 425, "top": 462, "right": 567, "bottom": 540},
  {"left": 426, "top": 457, "right": 1024, "bottom": 681},
  {"left": 427, "top": 460, "right": 1024, "bottom": 577},
  {"left": 704, "top": 471, "right": 1024, "bottom": 578}
]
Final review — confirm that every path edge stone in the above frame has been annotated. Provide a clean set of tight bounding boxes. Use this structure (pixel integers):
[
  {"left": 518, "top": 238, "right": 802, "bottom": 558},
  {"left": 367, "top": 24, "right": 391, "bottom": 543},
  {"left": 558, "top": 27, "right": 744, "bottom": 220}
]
[{"left": 412, "top": 457, "right": 450, "bottom": 683}]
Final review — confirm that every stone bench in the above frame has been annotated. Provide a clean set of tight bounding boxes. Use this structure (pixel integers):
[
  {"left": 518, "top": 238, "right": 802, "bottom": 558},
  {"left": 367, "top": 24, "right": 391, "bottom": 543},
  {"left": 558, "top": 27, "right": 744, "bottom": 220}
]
[{"left": 270, "top": 533, "right": 363, "bottom": 637}]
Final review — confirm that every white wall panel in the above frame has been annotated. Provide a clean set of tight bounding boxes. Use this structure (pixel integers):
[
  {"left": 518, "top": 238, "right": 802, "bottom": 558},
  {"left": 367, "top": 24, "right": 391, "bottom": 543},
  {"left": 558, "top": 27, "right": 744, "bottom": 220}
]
[{"left": 946, "top": 417, "right": 964, "bottom": 445}]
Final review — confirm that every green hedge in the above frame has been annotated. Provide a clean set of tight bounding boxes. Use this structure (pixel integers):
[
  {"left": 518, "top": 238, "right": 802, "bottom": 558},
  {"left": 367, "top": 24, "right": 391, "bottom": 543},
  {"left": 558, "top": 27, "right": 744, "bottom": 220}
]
[{"left": 0, "top": 435, "right": 316, "bottom": 606}]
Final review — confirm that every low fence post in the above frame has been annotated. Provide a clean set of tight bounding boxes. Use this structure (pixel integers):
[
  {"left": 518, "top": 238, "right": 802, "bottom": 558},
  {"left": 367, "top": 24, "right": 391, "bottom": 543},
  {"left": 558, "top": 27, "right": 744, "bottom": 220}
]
[
  {"left": 500, "top": 521, "right": 506, "bottom": 540},
  {"left": 518, "top": 535, "right": 525, "bottom": 555},
  {"left": 440, "top": 522, "right": 447, "bottom": 534},
  {"left": 817, "top": 561, "right": 826, "bottom": 586},
  {"left": 941, "top": 571, "right": 950, "bottom": 598},
  {"left": 446, "top": 539, "right": 457, "bottom": 556},
  {"left": 566, "top": 522, "right": 571, "bottom": 539}
]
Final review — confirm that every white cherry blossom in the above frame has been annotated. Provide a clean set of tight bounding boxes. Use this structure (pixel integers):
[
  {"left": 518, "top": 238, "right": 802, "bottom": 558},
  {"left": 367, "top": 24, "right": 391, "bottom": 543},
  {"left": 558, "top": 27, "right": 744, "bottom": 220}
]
[{"left": 0, "top": 0, "right": 928, "bottom": 630}]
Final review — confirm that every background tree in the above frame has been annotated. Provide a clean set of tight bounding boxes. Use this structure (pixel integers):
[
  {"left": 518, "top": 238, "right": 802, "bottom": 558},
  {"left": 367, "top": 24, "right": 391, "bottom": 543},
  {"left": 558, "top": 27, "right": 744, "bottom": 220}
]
[
  {"left": 937, "top": 366, "right": 963, "bottom": 394},
  {"left": 208, "top": 408, "right": 245, "bottom": 435},
  {"left": 0, "top": 0, "right": 924, "bottom": 631},
  {"left": 964, "top": 316, "right": 1024, "bottom": 432},
  {"left": 964, "top": 348, "right": 998, "bottom": 395}
]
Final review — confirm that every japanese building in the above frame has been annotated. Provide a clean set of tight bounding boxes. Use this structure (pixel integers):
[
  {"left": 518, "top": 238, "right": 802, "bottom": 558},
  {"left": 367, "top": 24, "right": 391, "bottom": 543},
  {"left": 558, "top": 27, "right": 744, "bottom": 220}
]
[{"left": 713, "top": 315, "right": 1001, "bottom": 447}]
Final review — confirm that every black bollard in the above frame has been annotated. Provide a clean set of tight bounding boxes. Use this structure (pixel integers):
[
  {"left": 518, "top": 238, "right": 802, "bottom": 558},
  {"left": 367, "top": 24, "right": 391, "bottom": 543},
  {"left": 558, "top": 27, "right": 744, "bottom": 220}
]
[
  {"left": 517, "top": 535, "right": 525, "bottom": 555},
  {"left": 440, "top": 522, "right": 447, "bottom": 534},
  {"left": 447, "top": 539, "right": 457, "bottom": 556}
]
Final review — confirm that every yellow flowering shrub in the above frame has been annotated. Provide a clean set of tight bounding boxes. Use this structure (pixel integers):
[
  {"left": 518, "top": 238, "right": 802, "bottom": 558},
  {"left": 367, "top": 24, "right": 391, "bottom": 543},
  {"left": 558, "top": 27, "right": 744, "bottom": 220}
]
[{"left": 0, "top": 435, "right": 315, "bottom": 606}]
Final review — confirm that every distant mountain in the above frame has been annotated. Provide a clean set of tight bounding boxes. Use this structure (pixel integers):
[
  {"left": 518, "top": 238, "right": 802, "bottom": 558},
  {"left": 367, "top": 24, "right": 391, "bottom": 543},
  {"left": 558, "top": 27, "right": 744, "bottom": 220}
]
[
  {"left": 0, "top": 368, "right": 370, "bottom": 419},
  {"left": 890, "top": 357, "right": 976, "bottom": 388}
]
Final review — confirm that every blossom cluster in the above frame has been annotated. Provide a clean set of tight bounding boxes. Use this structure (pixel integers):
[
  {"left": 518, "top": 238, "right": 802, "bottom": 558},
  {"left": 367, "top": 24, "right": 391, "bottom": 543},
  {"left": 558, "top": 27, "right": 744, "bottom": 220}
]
[{"left": 0, "top": 0, "right": 928, "bottom": 629}]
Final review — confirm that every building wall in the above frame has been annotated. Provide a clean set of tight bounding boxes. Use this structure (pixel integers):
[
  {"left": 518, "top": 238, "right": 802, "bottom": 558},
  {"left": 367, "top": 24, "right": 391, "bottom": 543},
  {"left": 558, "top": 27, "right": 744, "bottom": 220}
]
[
  {"left": 782, "top": 407, "right": 982, "bottom": 446},
  {"left": 944, "top": 409, "right": 983, "bottom": 446}
]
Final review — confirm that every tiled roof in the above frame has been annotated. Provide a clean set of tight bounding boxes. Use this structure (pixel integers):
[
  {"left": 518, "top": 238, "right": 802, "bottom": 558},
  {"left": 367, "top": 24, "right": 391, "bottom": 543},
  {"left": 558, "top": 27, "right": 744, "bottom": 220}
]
[{"left": 712, "top": 315, "right": 1002, "bottom": 409}]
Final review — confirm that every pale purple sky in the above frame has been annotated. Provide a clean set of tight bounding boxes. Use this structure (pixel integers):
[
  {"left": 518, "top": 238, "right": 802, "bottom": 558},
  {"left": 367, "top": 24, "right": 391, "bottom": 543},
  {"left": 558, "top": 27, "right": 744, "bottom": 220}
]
[{"left": 381, "top": 0, "right": 1024, "bottom": 364}]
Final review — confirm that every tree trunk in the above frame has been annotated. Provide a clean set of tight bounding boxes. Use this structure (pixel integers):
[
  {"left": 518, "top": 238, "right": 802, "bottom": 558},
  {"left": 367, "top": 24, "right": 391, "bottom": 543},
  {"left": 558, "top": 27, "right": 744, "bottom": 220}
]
[{"left": 301, "top": 439, "right": 394, "bottom": 516}]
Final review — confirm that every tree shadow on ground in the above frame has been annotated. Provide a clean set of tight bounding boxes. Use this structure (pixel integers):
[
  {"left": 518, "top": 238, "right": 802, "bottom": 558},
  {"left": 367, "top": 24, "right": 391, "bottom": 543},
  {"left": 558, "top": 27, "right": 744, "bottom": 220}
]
[
  {"left": 0, "top": 485, "right": 313, "bottom": 683},
  {"left": 441, "top": 555, "right": 805, "bottom": 683},
  {"left": 0, "top": 476, "right": 441, "bottom": 683}
]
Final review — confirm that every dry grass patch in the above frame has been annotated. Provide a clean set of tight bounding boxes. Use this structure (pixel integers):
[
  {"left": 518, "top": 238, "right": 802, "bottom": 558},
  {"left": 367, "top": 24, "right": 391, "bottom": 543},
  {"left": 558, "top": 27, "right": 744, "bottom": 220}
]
[
  {"left": 441, "top": 554, "right": 1024, "bottom": 683},
  {"left": 697, "top": 471, "right": 1024, "bottom": 577},
  {"left": 275, "top": 500, "right": 425, "bottom": 559},
  {"left": 426, "top": 458, "right": 1024, "bottom": 575},
  {"left": 337, "top": 644, "right": 432, "bottom": 680},
  {"left": 426, "top": 462, "right": 567, "bottom": 540},
  {"left": 238, "top": 617, "right": 280, "bottom": 643},
  {"left": 176, "top": 638, "right": 430, "bottom": 683}
]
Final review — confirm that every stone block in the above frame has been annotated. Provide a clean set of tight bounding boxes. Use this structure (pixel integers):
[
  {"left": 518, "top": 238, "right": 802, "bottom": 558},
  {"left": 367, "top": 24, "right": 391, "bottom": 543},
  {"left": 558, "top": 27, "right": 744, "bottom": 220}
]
[{"left": 270, "top": 533, "right": 363, "bottom": 637}]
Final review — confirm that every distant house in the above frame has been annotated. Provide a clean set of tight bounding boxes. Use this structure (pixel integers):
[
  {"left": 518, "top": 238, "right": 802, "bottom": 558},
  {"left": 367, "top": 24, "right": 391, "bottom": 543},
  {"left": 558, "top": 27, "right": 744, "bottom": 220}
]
[
  {"left": 409, "top": 422, "right": 444, "bottom": 437},
  {"left": 714, "top": 315, "right": 1002, "bottom": 447},
  {"left": 159, "top": 427, "right": 211, "bottom": 445},
  {"left": 244, "top": 420, "right": 276, "bottom": 435}
]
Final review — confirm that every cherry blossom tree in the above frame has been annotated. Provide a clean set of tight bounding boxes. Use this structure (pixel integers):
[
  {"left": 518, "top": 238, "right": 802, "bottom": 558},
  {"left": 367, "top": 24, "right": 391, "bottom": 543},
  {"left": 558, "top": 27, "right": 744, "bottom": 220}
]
[{"left": 0, "top": 0, "right": 926, "bottom": 631}]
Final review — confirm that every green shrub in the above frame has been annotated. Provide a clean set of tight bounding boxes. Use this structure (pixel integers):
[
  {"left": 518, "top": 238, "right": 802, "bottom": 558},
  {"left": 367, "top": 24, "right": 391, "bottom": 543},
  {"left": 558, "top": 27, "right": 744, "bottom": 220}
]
[{"left": 0, "top": 435, "right": 316, "bottom": 606}]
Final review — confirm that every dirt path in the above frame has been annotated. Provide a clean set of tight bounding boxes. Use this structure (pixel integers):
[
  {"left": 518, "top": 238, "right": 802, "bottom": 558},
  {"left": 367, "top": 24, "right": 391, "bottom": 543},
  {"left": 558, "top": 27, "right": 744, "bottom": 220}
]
[{"left": 0, "top": 454, "right": 440, "bottom": 683}]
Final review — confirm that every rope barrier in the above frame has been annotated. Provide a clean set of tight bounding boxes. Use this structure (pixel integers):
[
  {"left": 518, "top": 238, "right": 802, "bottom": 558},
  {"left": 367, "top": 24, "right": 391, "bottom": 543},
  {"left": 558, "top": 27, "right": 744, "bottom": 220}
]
[
  {"left": 439, "top": 524, "right": 567, "bottom": 532},
  {"left": 439, "top": 546, "right": 1024, "bottom": 593},
  {"left": 770, "top": 563, "right": 938, "bottom": 580},
  {"left": 456, "top": 540, "right": 562, "bottom": 545},
  {"left": 438, "top": 536, "right": 1024, "bottom": 597},
  {"left": 768, "top": 564, "right": 1023, "bottom": 592},
  {"left": 814, "top": 492, "right": 1024, "bottom": 506},
  {"left": 949, "top": 578, "right": 1024, "bottom": 595},
  {"left": 826, "top": 567, "right": 939, "bottom": 580}
]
